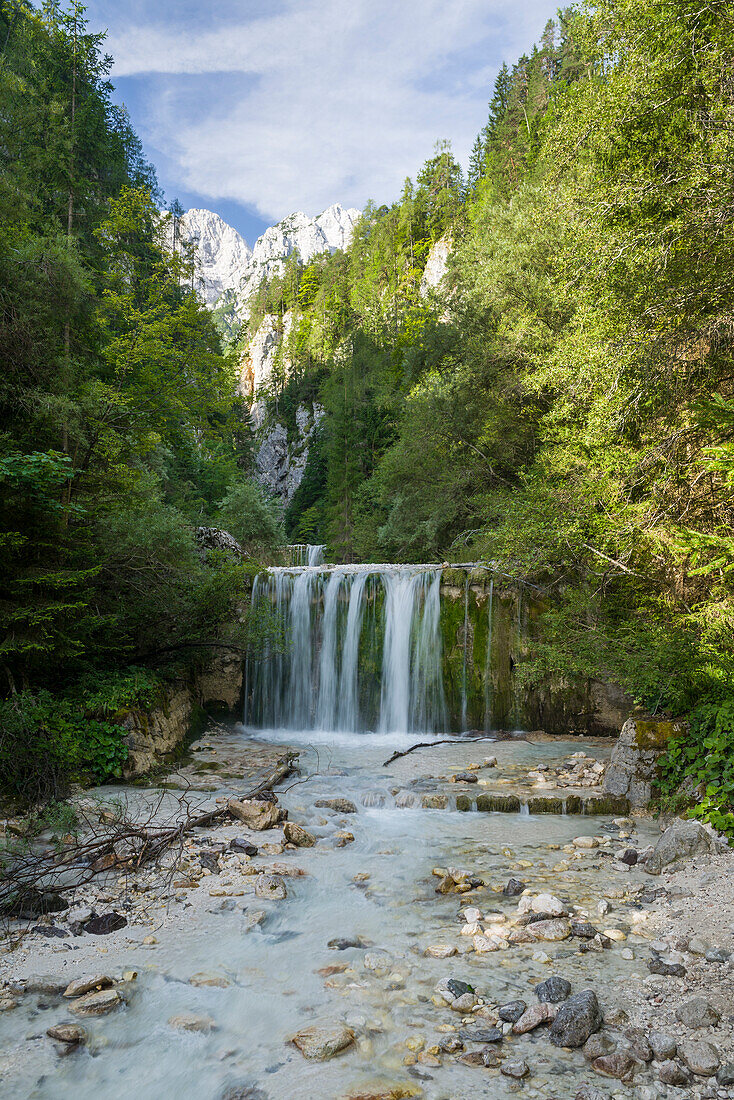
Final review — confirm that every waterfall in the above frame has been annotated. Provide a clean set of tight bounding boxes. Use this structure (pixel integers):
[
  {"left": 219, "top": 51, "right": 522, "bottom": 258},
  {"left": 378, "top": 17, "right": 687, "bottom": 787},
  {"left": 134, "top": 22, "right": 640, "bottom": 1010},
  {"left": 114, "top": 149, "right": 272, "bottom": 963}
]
[
  {"left": 483, "top": 578, "right": 494, "bottom": 733},
  {"left": 286, "top": 543, "right": 326, "bottom": 567},
  {"left": 245, "top": 564, "right": 446, "bottom": 734},
  {"left": 460, "top": 576, "right": 469, "bottom": 730}
]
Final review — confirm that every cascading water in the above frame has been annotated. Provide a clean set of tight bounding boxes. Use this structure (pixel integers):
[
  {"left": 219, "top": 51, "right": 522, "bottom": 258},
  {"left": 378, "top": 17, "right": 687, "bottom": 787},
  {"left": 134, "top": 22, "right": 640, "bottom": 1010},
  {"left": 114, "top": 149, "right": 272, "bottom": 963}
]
[
  {"left": 285, "top": 543, "right": 327, "bottom": 567},
  {"left": 245, "top": 564, "right": 447, "bottom": 734},
  {"left": 483, "top": 577, "right": 494, "bottom": 733}
]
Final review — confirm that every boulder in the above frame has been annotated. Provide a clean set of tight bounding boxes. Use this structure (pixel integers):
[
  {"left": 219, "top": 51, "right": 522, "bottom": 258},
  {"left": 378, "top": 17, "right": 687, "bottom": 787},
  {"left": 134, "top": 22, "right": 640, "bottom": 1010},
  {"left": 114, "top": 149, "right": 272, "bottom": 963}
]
[
  {"left": 675, "top": 996, "right": 721, "bottom": 1029},
  {"left": 291, "top": 1022, "right": 355, "bottom": 1060},
  {"left": 283, "top": 822, "right": 315, "bottom": 847},
  {"left": 227, "top": 798, "right": 282, "bottom": 831},
  {"left": 604, "top": 715, "right": 685, "bottom": 809},
  {"left": 63, "top": 975, "right": 114, "bottom": 998},
  {"left": 679, "top": 1039, "right": 720, "bottom": 1076},
  {"left": 549, "top": 990, "right": 603, "bottom": 1048},
  {"left": 69, "top": 988, "right": 123, "bottom": 1017},
  {"left": 195, "top": 526, "right": 243, "bottom": 559},
  {"left": 645, "top": 819, "right": 720, "bottom": 875}
]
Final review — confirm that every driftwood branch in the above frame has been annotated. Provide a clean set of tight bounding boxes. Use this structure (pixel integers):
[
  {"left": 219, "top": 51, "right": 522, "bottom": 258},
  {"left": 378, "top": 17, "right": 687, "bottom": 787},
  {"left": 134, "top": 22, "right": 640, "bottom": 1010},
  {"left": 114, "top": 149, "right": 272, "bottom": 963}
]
[
  {"left": 382, "top": 735, "right": 501, "bottom": 767},
  {"left": 0, "top": 751, "right": 299, "bottom": 918}
]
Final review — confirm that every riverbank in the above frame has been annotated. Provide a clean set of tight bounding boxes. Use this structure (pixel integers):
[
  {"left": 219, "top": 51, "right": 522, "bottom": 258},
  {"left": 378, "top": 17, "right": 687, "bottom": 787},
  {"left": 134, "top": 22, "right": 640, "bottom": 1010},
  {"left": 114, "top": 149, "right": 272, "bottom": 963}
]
[{"left": 0, "top": 726, "right": 732, "bottom": 1099}]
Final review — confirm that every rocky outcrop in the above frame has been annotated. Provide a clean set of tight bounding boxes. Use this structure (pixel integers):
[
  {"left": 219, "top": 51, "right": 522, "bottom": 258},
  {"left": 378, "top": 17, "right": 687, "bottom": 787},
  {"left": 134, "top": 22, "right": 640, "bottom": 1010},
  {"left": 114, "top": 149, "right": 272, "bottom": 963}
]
[
  {"left": 121, "top": 654, "right": 243, "bottom": 778},
  {"left": 195, "top": 526, "right": 243, "bottom": 559},
  {"left": 603, "top": 715, "right": 686, "bottom": 808},
  {"left": 644, "top": 819, "right": 722, "bottom": 875},
  {"left": 254, "top": 402, "right": 323, "bottom": 501},
  {"left": 420, "top": 234, "right": 452, "bottom": 296}
]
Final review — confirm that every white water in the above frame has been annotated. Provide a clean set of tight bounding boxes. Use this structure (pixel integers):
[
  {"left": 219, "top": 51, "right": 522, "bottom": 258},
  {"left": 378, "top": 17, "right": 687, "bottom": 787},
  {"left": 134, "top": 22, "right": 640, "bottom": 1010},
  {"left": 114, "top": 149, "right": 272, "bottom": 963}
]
[{"left": 245, "top": 564, "right": 447, "bottom": 734}]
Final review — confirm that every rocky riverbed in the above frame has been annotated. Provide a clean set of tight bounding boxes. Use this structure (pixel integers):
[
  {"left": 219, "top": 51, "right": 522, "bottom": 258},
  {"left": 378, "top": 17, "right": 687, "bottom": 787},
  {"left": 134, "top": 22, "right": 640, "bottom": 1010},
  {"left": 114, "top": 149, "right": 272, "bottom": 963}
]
[{"left": 1, "top": 728, "right": 732, "bottom": 1099}]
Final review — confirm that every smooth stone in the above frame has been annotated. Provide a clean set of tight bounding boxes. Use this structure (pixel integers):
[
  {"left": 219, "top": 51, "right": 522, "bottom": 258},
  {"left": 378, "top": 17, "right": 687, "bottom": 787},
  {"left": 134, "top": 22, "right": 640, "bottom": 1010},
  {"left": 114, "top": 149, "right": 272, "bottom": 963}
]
[
  {"left": 584, "top": 1033, "right": 617, "bottom": 1060},
  {"left": 519, "top": 892, "right": 566, "bottom": 917},
  {"left": 69, "top": 989, "right": 123, "bottom": 1017},
  {"left": 169, "top": 1013, "right": 216, "bottom": 1033},
  {"left": 291, "top": 1022, "right": 355, "bottom": 1060},
  {"left": 18, "top": 974, "right": 68, "bottom": 995},
  {"left": 575, "top": 1088, "right": 606, "bottom": 1100},
  {"left": 502, "top": 878, "right": 526, "bottom": 896},
  {"left": 229, "top": 838, "right": 258, "bottom": 856},
  {"left": 645, "top": 819, "right": 719, "bottom": 875},
  {"left": 421, "top": 794, "right": 449, "bottom": 809},
  {"left": 364, "top": 952, "right": 392, "bottom": 972},
  {"left": 649, "top": 955, "right": 686, "bottom": 977},
  {"left": 450, "top": 772, "right": 478, "bottom": 784},
  {"left": 675, "top": 996, "right": 721, "bottom": 1029},
  {"left": 254, "top": 874, "right": 287, "bottom": 900},
  {"left": 679, "top": 1039, "right": 720, "bottom": 1076},
  {"left": 189, "top": 972, "right": 230, "bottom": 988},
  {"left": 573, "top": 836, "right": 599, "bottom": 849},
  {"left": 527, "top": 918, "right": 571, "bottom": 941},
  {"left": 450, "top": 992, "right": 479, "bottom": 1013},
  {"left": 536, "top": 976, "right": 572, "bottom": 1003},
  {"left": 63, "top": 975, "right": 114, "bottom": 998},
  {"left": 424, "top": 944, "right": 456, "bottom": 958},
  {"left": 446, "top": 979, "right": 474, "bottom": 999},
  {"left": 549, "top": 989, "right": 603, "bottom": 1048},
  {"left": 46, "top": 1023, "right": 87, "bottom": 1045},
  {"left": 649, "top": 1031, "right": 677, "bottom": 1060}
]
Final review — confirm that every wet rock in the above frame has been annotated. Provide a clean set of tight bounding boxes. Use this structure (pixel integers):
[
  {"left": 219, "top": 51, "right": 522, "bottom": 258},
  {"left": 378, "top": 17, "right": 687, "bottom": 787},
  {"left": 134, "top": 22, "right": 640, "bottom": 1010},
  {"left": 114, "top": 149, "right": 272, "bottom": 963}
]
[
  {"left": 328, "top": 937, "right": 369, "bottom": 950},
  {"left": 536, "top": 976, "right": 572, "bottom": 1003},
  {"left": 679, "top": 1039, "right": 720, "bottom": 1076},
  {"left": 449, "top": 773, "right": 478, "bottom": 784},
  {"left": 501, "top": 1060, "right": 529, "bottom": 1079},
  {"left": 63, "top": 975, "right": 114, "bottom": 998},
  {"left": 230, "top": 838, "right": 258, "bottom": 856},
  {"left": 83, "top": 912, "right": 128, "bottom": 935},
  {"left": 69, "top": 988, "right": 123, "bottom": 1017},
  {"left": 573, "top": 836, "right": 599, "bottom": 849},
  {"left": 571, "top": 921, "right": 599, "bottom": 939},
  {"left": 458, "top": 1027, "right": 502, "bottom": 1043},
  {"left": 592, "top": 1051, "right": 636, "bottom": 1080},
  {"left": 169, "top": 1012, "right": 216, "bottom": 1033},
  {"left": 450, "top": 992, "right": 479, "bottom": 1013},
  {"left": 645, "top": 819, "right": 719, "bottom": 875},
  {"left": 424, "top": 944, "right": 456, "bottom": 958},
  {"left": 625, "top": 1029, "right": 652, "bottom": 1062},
  {"left": 575, "top": 1088, "right": 606, "bottom": 1100},
  {"left": 619, "top": 848, "right": 638, "bottom": 865},
  {"left": 658, "top": 1060, "right": 691, "bottom": 1087},
  {"left": 189, "top": 972, "right": 230, "bottom": 988},
  {"left": 503, "top": 878, "right": 526, "bottom": 896},
  {"left": 283, "top": 822, "right": 315, "bottom": 847},
  {"left": 20, "top": 974, "right": 69, "bottom": 995},
  {"left": 519, "top": 892, "right": 566, "bottom": 917},
  {"left": 458, "top": 1048, "right": 500, "bottom": 1068},
  {"left": 314, "top": 798, "right": 357, "bottom": 814},
  {"left": 364, "top": 952, "right": 392, "bottom": 972},
  {"left": 675, "top": 996, "right": 720, "bottom": 1029},
  {"left": 47, "top": 1023, "right": 87, "bottom": 1045},
  {"left": 228, "top": 798, "right": 282, "bottom": 830},
  {"left": 290, "top": 1022, "right": 355, "bottom": 1060},
  {"left": 255, "top": 874, "right": 287, "bottom": 900},
  {"left": 220, "top": 1085, "right": 269, "bottom": 1100},
  {"left": 421, "top": 794, "right": 448, "bottom": 810},
  {"left": 334, "top": 831, "right": 355, "bottom": 847},
  {"left": 512, "top": 1003, "right": 556, "bottom": 1033},
  {"left": 498, "top": 1000, "right": 526, "bottom": 1023},
  {"left": 649, "top": 1031, "right": 677, "bottom": 1061},
  {"left": 446, "top": 978, "right": 474, "bottom": 999},
  {"left": 527, "top": 917, "right": 571, "bottom": 941},
  {"left": 549, "top": 989, "right": 602, "bottom": 1048},
  {"left": 717, "top": 1064, "right": 734, "bottom": 1085}
]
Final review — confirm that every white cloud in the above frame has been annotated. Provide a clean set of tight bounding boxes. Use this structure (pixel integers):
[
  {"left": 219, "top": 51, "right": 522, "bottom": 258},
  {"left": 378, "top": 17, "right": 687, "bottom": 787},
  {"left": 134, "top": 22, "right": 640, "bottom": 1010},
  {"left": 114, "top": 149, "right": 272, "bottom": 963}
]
[{"left": 105, "top": 0, "right": 556, "bottom": 221}]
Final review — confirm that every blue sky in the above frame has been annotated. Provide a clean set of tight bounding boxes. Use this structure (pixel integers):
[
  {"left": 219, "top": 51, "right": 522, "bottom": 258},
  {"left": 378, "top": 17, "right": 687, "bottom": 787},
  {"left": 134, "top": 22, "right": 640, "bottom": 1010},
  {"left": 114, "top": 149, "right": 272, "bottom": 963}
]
[{"left": 87, "top": 0, "right": 559, "bottom": 245}]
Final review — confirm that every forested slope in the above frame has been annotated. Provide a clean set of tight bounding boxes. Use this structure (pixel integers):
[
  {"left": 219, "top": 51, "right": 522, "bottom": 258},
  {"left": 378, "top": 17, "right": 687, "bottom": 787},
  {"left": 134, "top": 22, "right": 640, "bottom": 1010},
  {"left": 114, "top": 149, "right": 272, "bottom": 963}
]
[{"left": 0, "top": 2, "right": 280, "bottom": 801}]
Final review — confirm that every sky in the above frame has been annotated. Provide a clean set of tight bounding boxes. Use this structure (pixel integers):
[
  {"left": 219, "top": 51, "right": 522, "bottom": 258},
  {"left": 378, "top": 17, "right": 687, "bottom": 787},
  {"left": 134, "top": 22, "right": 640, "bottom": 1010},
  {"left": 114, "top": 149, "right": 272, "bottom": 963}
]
[{"left": 87, "top": 0, "right": 559, "bottom": 245}]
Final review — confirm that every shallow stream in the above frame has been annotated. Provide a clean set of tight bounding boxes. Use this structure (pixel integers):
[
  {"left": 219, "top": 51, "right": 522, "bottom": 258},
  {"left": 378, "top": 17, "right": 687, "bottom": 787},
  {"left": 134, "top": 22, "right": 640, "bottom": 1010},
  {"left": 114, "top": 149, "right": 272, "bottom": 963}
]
[{"left": 0, "top": 728, "right": 660, "bottom": 1100}]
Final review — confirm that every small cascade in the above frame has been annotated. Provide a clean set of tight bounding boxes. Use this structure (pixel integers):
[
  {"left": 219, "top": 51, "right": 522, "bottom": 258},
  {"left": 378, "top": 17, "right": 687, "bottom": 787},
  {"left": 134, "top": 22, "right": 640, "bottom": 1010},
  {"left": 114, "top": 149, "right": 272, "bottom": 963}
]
[
  {"left": 245, "top": 564, "right": 447, "bottom": 734},
  {"left": 483, "top": 577, "right": 494, "bottom": 733},
  {"left": 285, "top": 543, "right": 326, "bottom": 567}
]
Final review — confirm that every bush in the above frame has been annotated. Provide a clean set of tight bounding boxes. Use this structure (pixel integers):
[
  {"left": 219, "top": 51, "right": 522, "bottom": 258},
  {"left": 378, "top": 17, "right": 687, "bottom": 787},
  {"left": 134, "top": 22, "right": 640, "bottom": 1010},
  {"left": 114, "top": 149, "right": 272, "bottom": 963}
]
[
  {"left": 656, "top": 698, "right": 734, "bottom": 842},
  {"left": 215, "top": 479, "right": 284, "bottom": 557}
]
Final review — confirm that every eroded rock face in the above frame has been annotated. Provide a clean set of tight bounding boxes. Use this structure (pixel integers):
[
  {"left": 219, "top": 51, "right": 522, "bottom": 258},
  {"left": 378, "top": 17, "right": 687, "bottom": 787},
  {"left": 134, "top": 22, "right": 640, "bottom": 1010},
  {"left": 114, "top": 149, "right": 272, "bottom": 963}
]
[
  {"left": 420, "top": 235, "right": 452, "bottom": 296},
  {"left": 290, "top": 1021, "right": 355, "bottom": 1060},
  {"left": 603, "top": 715, "right": 686, "bottom": 808}
]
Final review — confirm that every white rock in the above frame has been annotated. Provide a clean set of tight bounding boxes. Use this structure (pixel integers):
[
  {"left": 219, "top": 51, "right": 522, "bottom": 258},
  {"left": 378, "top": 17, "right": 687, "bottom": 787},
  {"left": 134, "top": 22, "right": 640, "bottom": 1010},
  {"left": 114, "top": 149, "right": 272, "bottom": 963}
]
[{"left": 518, "top": 893, "right": 566, "bottom": 917}]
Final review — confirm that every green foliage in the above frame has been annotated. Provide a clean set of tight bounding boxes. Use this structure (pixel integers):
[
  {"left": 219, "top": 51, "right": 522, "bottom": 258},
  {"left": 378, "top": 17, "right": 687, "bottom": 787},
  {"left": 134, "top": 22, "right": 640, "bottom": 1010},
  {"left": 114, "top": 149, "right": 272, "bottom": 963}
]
[
  {"left": 657, "top": 699, "right": 734, "bottom": 842},
  {"left": 214, "top": 479, "right": 284, "bottom": 557}
]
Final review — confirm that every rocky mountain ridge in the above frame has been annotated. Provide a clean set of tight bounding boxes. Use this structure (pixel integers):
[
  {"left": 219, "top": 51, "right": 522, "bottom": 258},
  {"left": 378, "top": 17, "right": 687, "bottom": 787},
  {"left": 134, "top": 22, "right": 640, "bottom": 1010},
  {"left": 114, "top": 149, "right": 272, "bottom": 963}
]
[{"left": 176, "top": 203, "right": 361, "bottom": 312}]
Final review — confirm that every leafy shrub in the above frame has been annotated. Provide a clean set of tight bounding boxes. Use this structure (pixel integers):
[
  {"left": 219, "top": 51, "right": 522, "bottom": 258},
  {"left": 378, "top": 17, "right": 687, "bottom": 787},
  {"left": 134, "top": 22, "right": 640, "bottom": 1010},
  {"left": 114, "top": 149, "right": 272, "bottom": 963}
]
[{"left": 656, "top": 698, "right": 734, "bottom": 842}]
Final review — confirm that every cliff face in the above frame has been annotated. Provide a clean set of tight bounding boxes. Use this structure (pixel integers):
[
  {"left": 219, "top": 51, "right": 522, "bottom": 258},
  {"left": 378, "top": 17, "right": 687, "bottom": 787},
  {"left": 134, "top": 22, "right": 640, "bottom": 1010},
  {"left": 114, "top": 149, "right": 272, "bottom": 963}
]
[
  {"left": 420, "top": 234, "right": 452, "bottom": 296},
  {"left": 172, "top": 209, "right": 252, "bottom": 307},
  {"left": 240, "top": 312, "right": 322, "bottom": 503}
]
